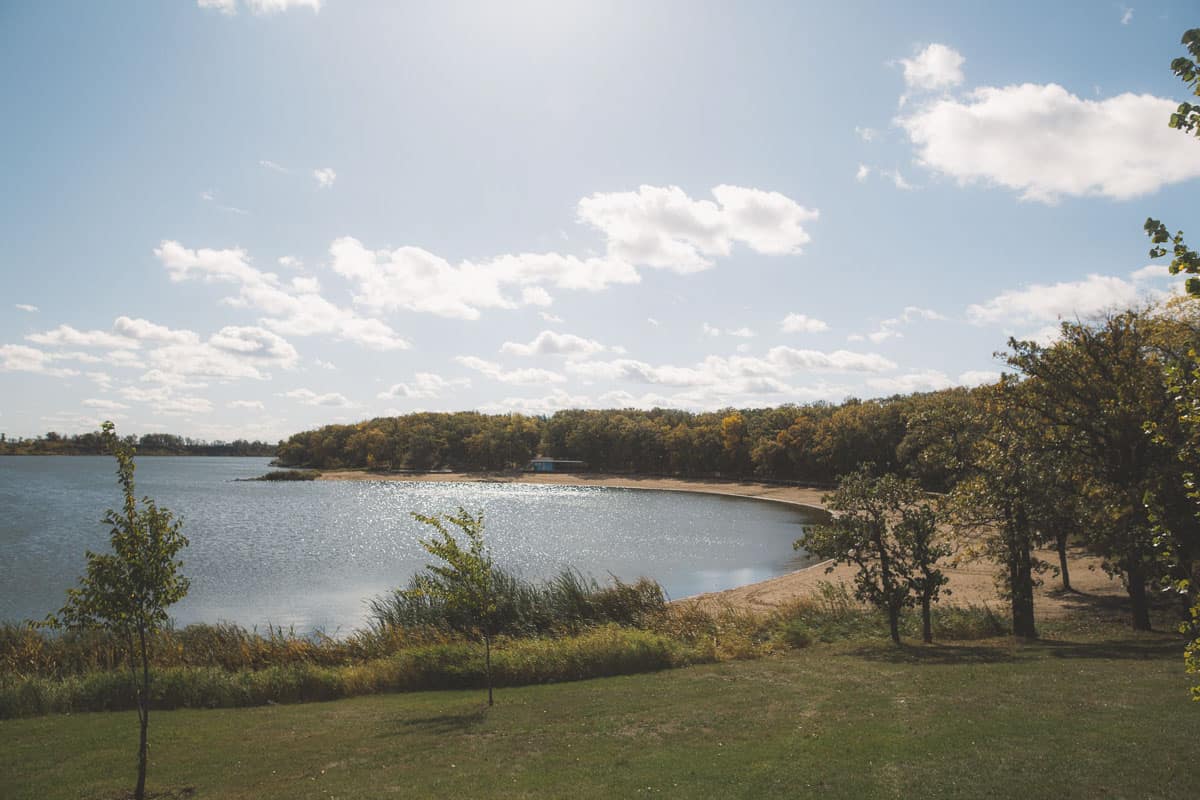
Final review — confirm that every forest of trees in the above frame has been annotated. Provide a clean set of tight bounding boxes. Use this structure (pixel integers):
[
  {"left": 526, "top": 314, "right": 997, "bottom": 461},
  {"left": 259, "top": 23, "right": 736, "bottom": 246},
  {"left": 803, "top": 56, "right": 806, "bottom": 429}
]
[
  {"left": 0, "top": 431, "right": 276, "bottom": 457},
  {"left": 273, "top": 396, "right": 956, "bottom": 487}
]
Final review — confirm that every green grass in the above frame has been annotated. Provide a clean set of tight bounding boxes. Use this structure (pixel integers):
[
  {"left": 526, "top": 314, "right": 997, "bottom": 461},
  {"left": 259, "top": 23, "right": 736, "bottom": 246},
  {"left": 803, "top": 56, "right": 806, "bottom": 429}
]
[{"left": 2, "top": 624, "right": 1195, "bottom": 799}]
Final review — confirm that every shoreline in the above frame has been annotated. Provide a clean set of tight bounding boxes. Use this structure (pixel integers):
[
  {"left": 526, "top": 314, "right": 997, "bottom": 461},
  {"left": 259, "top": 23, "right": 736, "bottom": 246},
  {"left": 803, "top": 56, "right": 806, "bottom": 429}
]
[{"left": 316, "top": 469, "right": 1126, "bottom": 618}]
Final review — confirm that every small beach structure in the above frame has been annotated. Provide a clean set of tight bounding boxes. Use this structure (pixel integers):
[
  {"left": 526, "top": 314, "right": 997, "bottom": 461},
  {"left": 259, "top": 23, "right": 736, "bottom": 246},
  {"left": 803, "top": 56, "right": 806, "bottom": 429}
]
[{"left": 525, "top": 457, "right": 588, "bottom": 473}]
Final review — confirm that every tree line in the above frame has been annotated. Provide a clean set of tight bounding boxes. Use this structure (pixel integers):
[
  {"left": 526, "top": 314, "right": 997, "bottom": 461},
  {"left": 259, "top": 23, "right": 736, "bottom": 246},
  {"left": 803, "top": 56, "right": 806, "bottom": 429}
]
[
  {"left": 274, "top": 394, "right": 975, "bottom": 490},
  {"left": 0, "top": 431, "right": 277, "bottom": 457}
]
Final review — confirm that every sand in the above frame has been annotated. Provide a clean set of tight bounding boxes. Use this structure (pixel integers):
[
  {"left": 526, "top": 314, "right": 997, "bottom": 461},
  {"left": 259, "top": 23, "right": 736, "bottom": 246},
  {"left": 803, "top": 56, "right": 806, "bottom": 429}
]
[{"left": 318, "top": 470, "right": 1126, "bottom": 619}]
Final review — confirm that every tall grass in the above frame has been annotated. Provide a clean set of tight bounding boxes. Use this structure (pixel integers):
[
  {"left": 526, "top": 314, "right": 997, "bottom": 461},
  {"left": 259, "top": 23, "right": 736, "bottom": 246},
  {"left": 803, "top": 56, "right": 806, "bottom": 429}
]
[
  {"left": 1, "top": 576, "right": 1009, "bottom": 719},
  {"left": 366, "top": 567, "right": 666, "bottom": 637},
  {"left": 0, "top": 625, "right": 698, "bottom": 718}
]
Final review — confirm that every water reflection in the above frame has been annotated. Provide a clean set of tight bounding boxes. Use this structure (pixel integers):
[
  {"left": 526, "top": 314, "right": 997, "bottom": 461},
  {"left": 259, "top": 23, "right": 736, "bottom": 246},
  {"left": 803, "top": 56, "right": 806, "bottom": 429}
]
[{"left": 0, "top": 457, "right": 821, "bottom": 633}]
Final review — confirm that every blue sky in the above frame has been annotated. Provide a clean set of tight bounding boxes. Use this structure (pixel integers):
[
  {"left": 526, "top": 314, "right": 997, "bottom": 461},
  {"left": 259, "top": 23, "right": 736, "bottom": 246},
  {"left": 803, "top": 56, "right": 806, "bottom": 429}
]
[{"left": 2, "top": 0, "right": 1198, "bottom": 441}]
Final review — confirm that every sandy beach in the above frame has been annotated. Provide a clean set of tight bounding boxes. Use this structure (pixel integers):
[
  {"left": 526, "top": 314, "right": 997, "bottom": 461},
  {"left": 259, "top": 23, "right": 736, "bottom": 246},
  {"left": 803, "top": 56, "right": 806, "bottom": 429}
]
[{"left": 319, "top": 470, "right": 1126, "bottom": 619}]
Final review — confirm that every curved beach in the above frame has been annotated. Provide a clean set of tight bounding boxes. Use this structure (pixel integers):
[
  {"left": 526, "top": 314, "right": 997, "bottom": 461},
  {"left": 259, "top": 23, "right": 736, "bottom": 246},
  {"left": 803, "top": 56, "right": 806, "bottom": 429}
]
[{"left": 319, "top": 470, "right": 1124, "bottom": 619}]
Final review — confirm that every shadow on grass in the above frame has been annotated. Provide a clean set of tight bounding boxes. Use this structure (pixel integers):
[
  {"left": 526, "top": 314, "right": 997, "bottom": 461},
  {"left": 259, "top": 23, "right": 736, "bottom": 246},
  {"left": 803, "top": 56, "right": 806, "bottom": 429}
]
[
  {"left": 848, "top": 642, "right": 1019, "bottom": 665},
  {"left": 1037, "top": 637, "right": 1184, "bottom": 661},
  {"left": 390, "top": 705, "right": 489, "bottom": 736}
]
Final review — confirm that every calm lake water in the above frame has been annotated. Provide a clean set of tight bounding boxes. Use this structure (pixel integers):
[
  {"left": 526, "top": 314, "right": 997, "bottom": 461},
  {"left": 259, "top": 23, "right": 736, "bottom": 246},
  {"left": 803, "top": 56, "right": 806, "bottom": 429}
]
[{"left": 0, "top": 456, "right": 821, "bottom": 634}]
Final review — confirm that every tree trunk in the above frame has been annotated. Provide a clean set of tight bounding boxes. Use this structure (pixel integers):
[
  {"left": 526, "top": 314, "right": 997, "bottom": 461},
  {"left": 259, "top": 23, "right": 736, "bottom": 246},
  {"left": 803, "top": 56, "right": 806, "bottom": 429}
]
[
  {"left": 886, "top": 605, "right": 901, "bottom": 645},
  {"left": 1056, "top": 531, "right": 1072, "bottom": 592},
  {"left": 1126, "top": 563, "right": 1153, "bottom": 631},
  {"left": 135, "top": 627, "right": 150, "bottom": 800},
  {"left": 921, "top": 594, "right": 933, "bottom": 644},
  {"left": 484, "top": 633, "right": 493, "bottom": 707},
  {"left": 1010, "top": 537, "right": 1037, "bottom": 640}
]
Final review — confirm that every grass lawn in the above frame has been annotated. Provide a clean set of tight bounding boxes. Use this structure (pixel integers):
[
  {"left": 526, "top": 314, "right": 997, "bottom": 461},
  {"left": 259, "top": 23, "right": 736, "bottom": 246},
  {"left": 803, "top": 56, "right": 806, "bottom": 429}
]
[{"left": 2, "top": 624, "right": 1197, "bottom": 799}]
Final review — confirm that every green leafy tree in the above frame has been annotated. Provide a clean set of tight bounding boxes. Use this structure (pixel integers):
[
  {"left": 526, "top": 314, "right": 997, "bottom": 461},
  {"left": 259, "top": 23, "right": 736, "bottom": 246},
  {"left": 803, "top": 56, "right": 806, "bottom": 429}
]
[
  {"left": 947, "top": 380, "right": 1068, "bottom": 639},
  {"left": 1145, "top": 29, "right": 1200, "bottom": 294},
  {"left": 1006, "top": 313, "right": 1182, "bottom": 631},
  {"left": 46, "top": 421, "right": 189, "bottom": 800},
  {"left": 796, "top": 467, "right": 949, "bottom": 644},
  {"left": 409, "top": 508, "right": 499, "bottom": 705}
]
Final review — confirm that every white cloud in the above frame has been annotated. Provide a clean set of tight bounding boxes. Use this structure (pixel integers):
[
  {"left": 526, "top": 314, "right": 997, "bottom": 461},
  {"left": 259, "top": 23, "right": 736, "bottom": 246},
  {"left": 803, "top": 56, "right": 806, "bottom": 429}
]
[
  {"left": 0, "top": 345, "right": 80, "bottom": 378},
  {"left": 87, "top": 371, "right": 114, "bottom": 388},
  {"left": 701, "top": 323, "right": 721, "bottom": 337},
  {"left": 14, "top": 304, "right": 38, "bottom": 313},
  {"left": 200, "top": 0, "right": 321, "bottom": 14},
  {"left": 330, "top": 237, "right": 639, "bottom": 320},
  {"left": 378, "top": 372, "right": 470, "bottom": 400},
  {"left": 855, "top": 126, "right": 878, "bottom": 142},
  {"left": 540, "top": 312, "right": 565, "bottom": 324},
  {"left": 312, "top": 167, "right": 337, "bottom": 188},
  {"left": 647, "top": 317, "right": 660, "bottom": 326},
  {"left": 958, "top": 370, "right": 1001, "bottom": 386},
  {"left": 112, "top": 316, "right": 199, "bottom": 345},
  {"left": 856, "top": 164, "right": 871, "bottom": 183},
  {"left": 578, "top": 184, "right": 818, "bottom": 273},
  {"left": 228, "top": 400, "right": 265, "bottom": 410},
  {"left": 157, "top": 396, "right": 214, "bottom": 416},
  {"left": 146, "top": 326, "right": 298, "bottom": 381},
  {"left": 899, "top": 83, "right": 1200, "bottom": 202},
  {"left": 454, "top": 356, "right": 566, "bottom": 385},
  {"left": 156, "top": 240, "right": 410, "bottom": 351},
  {"left": 282, "top": 388, "right": 353, "bottom": 407},
  {"left": 1130, "top": 264, "right": 1171, "bottom": 282},
  {"left": 521, "top": 286, "right": 553, "bottom": 306},
  {"left": 867, "top": 370, "right": 953, "bottom": 394},
  {"left": 884, "top": 169, "right": 914, "bottom": 191},
  {"left": 766, "top": 346, "right": 897, "bottom": 373},
  {"left": 728, "top": 327, "right": 755, "bottom": 338},
  {"left": 313, "top": 358, "right": 337, "bottom": 370},
  {"left": 105, "top": 350, "right": 145, "bottom": 369},
  {"left": 278, "top": 255, "right": 302, "bottom": 268},
  {"left": 1120, "top": 6, "right": 1133, "bottom": 25},
  {"left": 82, "top": 398, "right": 130, "bottom": 411},
  {"left": 567, "top": 348, "right": 895, "bottom": 395},
  {"left": 260, "top": 160, "right": 290, "bottom": 173},
  {"left": 780, "top": 313, "right": 830, "bottom": 334},
  {"left": 857, "top": 305, "right": 945, "bottom": 342},
  {"left": 480, "top": 389, "right": 594, "bottom": 416},
  {"left": 197, "top": 0, "right": 238, "bottom": 15},
  {"left": 967, "top": 274, "right": 1140, "bottom": 325},
  {"left": 900, "top": 43, "right": 966, "bottom": 92},
  {"left": 140, "top": 370, "right": 206, "bottom": 389},
  {"left": 500, "top": 330, "right": 609, "bottom": 359},
  {"left": 324, "top": 185, "right": 813, "bottom": 323},
  {"left": 26, "top": 325, "right": 133, "bottom": 350}
]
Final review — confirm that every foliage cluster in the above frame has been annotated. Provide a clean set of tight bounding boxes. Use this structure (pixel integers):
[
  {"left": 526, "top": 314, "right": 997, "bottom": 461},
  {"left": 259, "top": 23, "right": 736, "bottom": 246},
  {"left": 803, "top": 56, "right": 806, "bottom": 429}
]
[
  {"left": 0, "top": 430, "right": 276, "bottom": 457},
  {"left": 250, "top": 469, "right": 321, "bottom": 481},
  {"left": 275, "top": 394, "right": 979, "bottom": 490}
]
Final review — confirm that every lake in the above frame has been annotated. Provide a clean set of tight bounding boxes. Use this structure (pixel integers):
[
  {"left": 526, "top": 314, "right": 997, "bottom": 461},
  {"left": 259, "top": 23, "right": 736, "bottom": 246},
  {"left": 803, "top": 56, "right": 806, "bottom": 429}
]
[{"left": 0, "top": 456, "right": 821, "bottom": 634}]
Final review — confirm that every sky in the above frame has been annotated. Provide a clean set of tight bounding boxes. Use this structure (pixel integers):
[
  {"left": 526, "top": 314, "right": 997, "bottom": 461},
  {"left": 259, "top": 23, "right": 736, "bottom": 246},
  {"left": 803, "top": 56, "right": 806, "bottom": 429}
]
[{"left": 2, "top": 0, "right": 1199, "bottom": 442}]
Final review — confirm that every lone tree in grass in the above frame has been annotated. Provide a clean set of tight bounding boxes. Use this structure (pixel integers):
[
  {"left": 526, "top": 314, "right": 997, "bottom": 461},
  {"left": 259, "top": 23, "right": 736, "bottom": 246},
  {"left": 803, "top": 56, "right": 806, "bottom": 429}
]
[
  {"left": 46, "top": 421, "right": 189, "bottom": 800},
  {"left": 797, "top": 467, "right": 949, "bottom": 644},
  {"left": 410, "top": 508, "right": 499, "bottom": 706}
]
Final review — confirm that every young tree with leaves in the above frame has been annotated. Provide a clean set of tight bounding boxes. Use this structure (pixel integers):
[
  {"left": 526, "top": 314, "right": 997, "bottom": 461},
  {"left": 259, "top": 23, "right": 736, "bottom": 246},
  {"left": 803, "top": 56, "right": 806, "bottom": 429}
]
[
  {"left": 46, "top": 421, "right": 189, "bottom": 800},
  {"left": 409, "top": 508, "right": 500, "bottom": 705},
  {"left": 796, "top": 467, "right": 949, "bottom": 644}
]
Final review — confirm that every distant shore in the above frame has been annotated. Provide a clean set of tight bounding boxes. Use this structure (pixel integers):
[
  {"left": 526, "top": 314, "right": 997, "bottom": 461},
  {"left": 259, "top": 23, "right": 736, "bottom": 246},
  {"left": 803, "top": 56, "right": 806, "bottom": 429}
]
[{"left": 317, "top": 469, "right": 1126, "bottom": 618}]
